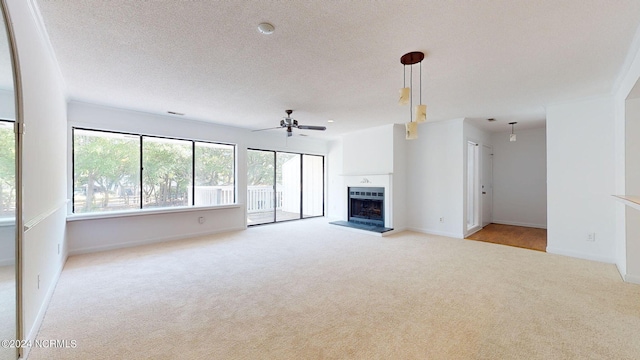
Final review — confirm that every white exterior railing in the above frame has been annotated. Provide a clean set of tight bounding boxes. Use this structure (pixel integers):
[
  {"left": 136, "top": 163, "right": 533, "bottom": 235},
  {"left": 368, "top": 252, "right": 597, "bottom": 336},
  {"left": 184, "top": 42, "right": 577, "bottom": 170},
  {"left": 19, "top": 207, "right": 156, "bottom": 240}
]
[
  {"left": 246, "top": 185, "right": 283, "bottom": 213},
  {"left": 191, "top": 186, "right": 235, "bottom": 206},
  {"left": 190, "top": 185, "right": 284, "bottom": 213}
]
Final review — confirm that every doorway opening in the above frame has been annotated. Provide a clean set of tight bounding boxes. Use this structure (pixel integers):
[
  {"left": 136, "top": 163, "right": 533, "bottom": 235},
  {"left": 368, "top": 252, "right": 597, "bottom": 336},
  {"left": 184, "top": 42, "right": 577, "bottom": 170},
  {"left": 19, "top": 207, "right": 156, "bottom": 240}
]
[{"left": 466, "top": 141, "right": 479, "bottom": 231}]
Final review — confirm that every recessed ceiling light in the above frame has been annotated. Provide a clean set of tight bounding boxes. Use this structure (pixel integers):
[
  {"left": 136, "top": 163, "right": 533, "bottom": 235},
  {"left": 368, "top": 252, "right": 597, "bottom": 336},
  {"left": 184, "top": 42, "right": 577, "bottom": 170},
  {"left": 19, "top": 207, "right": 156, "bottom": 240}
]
[
  {"left": 257, "top": 23, "right": 275, "bottom": 35},
  {"left": 327, "top": 119, "right": 334, "bottom": 123}
]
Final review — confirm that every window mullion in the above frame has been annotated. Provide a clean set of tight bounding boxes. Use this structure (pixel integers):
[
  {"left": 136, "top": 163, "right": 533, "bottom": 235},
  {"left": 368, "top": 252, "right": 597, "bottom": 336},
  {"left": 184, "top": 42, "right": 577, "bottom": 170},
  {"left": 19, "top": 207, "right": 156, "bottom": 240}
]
[
  {"left": 191, "top": 141, "right": 195, "bottom": 206},
  {"left": 139, "top": 136, "right": 143, "bottom": 209}
]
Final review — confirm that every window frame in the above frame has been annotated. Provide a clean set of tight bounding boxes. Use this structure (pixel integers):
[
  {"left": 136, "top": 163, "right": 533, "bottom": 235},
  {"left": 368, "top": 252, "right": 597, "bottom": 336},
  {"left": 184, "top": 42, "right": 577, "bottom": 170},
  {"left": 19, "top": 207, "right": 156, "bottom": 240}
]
[
  {"left": 71, "top": 127, "right": 236, "bottom": 214},
  {"left": 0, "top": 119, "right": 15, "bottom": 220}
]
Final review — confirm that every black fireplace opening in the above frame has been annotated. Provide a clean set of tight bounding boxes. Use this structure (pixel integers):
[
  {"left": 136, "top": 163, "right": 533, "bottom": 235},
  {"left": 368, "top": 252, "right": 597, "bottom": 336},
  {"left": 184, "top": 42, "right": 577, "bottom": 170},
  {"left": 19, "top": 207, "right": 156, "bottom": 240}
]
[{"left": 348, "top": 187, "right": 384, "bottom": 227}]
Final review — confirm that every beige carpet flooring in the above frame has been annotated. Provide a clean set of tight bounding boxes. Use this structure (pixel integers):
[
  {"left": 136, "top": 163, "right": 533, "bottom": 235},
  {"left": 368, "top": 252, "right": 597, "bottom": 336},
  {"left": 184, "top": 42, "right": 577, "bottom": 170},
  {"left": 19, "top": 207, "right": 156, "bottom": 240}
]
[
  {"left": 0, "top": 264, "right": 16, "bottom": 360},
  {"left": 27, "top": 218, "right": 640, "bottom": 359}
]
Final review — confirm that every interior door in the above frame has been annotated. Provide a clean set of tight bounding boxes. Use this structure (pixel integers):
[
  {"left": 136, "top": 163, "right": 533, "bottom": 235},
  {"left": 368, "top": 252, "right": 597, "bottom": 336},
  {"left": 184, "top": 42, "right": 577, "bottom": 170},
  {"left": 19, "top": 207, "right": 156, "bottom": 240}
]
[{"left": 481, "top": 145, "right": 493, "bottom": 227}]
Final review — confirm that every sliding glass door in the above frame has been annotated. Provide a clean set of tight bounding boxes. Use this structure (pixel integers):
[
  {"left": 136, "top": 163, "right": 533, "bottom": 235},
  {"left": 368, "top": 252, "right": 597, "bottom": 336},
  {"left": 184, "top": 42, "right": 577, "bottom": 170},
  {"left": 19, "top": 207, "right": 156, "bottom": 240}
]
[
  {"left": 247, "top": 149, "right": 323, "bottom": 226},
  {"left": 302, "top": 154, "right": 323, "bottom": 218},
  {"left": 276, "top": 152, "right": 301, "bottom": 221},
  {"left": 247, "top": 150, "right": 275, "bottom": 225}
]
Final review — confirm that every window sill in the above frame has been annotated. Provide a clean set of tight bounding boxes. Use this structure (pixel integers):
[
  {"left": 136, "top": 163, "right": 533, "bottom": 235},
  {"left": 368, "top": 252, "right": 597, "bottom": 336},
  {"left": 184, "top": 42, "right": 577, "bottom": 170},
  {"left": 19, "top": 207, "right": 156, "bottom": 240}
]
[{"left": 67, "top": 204, "right": 242, "bottom": 222}]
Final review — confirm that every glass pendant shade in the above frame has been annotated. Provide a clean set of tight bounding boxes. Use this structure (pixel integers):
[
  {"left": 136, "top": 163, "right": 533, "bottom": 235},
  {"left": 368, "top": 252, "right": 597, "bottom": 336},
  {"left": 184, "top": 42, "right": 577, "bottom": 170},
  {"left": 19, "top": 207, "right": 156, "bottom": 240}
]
[
  {"left": 509, "top": 122, "right": 517, "bottom": 142},
  {"left": 414, "top": 104, "right": 426, "bottom": 123},
  {"left": 405, "top": 122, "right": 418, "bottom": 140},
  {"left": 399, "top": 87, "right": 410, "bottom": 105}
]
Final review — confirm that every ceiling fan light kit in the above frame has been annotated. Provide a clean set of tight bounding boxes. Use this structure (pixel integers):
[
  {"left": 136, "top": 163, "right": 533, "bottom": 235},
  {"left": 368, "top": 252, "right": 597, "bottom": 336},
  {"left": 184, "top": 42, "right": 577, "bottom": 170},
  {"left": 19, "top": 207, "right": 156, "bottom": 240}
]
[
  {"left": 254, "top": 109, "right": 326, "bottom": 137},
  {"left": 399, "top": 51, "right": 426, "bottom": 139}
]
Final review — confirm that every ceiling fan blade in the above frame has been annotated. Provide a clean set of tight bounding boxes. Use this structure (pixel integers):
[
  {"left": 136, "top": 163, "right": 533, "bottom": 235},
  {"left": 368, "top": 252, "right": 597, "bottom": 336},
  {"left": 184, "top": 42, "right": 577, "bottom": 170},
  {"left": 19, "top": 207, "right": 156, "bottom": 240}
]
[
  {"left": 252, "top": 126, "right": 282, "bottom": 132},
  {"left": 297, "top": 125, "right": 326, "bottom": 131}
]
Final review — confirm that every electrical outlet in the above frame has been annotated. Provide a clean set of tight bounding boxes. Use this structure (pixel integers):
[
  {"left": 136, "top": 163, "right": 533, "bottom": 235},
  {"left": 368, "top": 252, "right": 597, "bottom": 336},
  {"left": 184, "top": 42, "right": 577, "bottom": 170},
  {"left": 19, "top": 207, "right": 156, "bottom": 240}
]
[
  {"left": 439, "top": 217, "right": 444, "bottom": 223},
  {"left": 198, "top": 216, "right": 205, "bottom": 224},
  {"left": 587, "top": 233, "right": 596, "bottom": 242}
]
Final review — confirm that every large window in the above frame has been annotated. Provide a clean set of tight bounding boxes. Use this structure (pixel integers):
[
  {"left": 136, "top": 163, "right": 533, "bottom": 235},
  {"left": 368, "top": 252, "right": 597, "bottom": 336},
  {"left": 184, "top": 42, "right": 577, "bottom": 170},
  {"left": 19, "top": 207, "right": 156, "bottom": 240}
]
[
  {"left": 247, "top": 149, "right": 323, "bottom": 225},
  {"left": 73, "top": 128, "right": 235, "bottom": 214},
  {"left": 0, "top": 120, "right": 14, "bottom": 218},
  {"left": 142, "top": 137, "right": 192, "bottom": 208}
]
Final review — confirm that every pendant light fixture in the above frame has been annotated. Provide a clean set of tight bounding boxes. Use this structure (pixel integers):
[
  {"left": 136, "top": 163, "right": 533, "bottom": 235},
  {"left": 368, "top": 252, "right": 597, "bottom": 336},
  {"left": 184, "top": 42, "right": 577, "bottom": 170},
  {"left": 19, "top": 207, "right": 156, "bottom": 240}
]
[
  {"left": 399, "top": 51, "right": 426, "bottom": 140},
  {"left": 509, "top": 122, "right": 517, "bottom": 142}
]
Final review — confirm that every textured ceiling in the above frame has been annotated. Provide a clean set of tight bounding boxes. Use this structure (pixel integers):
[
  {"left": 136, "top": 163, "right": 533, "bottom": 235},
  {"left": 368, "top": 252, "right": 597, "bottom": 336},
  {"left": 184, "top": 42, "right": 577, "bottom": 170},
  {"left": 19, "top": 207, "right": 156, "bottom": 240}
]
[{"left": 35, "top": 0, "right": 640, "bottom": 138}]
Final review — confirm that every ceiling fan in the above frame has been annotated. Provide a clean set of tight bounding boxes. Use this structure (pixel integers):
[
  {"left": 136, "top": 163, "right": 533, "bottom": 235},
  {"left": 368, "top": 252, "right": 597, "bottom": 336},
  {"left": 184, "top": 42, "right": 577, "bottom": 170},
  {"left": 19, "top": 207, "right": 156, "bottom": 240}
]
[{"left": 253, "top": 110, "right": 326, "bottom": 137}]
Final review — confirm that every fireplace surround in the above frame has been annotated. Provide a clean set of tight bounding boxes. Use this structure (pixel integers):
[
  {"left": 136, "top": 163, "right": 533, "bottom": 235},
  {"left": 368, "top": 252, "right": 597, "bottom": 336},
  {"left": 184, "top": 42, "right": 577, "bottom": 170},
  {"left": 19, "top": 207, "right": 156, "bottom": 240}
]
[{"left": 348, "top": 187, "right": 384, "bottom": 227}]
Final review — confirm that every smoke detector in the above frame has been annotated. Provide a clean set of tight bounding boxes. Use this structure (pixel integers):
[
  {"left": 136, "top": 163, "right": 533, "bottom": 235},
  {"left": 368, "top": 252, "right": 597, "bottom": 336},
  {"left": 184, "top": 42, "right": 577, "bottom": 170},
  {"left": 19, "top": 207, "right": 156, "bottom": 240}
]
[{"left": 258, "top": 23, "right": 275, "bottom": 35}]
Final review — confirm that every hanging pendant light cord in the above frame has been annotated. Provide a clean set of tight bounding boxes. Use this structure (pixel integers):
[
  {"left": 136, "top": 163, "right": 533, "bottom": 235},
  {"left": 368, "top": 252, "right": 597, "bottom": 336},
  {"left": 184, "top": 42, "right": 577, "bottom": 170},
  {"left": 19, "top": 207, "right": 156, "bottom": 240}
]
[
  {"left": 420, "top": 61, "right": 422, "bottom": 105},
  {"left": 403, "top": 64, "right": 406, "bottom": 88},
  {"left": 410, "top": 64, "right": 413, "bottom": 121}
]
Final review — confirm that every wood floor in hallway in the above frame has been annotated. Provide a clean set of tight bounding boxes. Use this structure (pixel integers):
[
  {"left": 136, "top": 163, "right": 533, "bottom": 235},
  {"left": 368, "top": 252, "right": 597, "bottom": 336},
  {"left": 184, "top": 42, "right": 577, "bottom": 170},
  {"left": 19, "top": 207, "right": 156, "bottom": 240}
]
[{"left": 465, "top": 223, "right": 547, "bottom": 252}]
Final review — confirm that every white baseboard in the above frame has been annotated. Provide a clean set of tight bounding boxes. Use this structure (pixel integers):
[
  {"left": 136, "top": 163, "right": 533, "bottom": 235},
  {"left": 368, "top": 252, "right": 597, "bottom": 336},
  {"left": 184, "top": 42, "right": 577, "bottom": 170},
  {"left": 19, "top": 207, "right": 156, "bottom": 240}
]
[
  {"left": 406, "top": 227, "right": 463, "bottom": 239},
  {"left": 546, "top": 246, "right": 615, "bottom": 264},
  {"left": 615, "top": 262, "right": 627, "bottom": 281},
  {"left": 624, "top": 273, "right": 640, "bottom": 285},
  {"left": 464, "top": 226, "right": 482, "bottom": 237},
  {"left": 492, "top": 220, "right": 547, "bottom": 229},
  {"left": 68, "top": 226, "right": 246, "bottom": 256},
  {"left": 381, "top": 227, "right": 406, "bottom": 237}
]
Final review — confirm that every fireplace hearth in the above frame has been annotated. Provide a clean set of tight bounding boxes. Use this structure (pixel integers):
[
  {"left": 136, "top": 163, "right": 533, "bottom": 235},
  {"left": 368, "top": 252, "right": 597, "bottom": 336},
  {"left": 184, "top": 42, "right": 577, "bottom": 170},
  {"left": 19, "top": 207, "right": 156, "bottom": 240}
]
[{"left": 329, "top": 186, "right": 392, "bottom": 234}]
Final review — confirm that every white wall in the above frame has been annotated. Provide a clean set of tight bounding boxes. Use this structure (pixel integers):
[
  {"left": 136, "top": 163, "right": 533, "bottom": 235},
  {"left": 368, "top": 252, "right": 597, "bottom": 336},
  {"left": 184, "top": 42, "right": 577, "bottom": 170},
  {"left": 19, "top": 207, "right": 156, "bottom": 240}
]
[
  {"left": 491, "top": 127, "right": 547, "bottom": 229},
  {"left": 392, "top": 124, "right": 407, "bottom": 231},
  {"left": 7, "top": 0, "right": 69, "bottom": 350},
  {"left": 341, "top": 124, "right": 394, "bottom": 175},
  {"left": 66, "top": 101, "right": 328, "bottom": 254},
  {"left": 67, "top": 206, "right": 245, "bottom": 254},
  {"left": 327, "top": 139, "right": 344, "bottom": 220},
  {"left": 625, "top": 97, "right": 640, "bottom": 283},
  {"left": 546, "top": 96, "right": 616, "bottom": 263},
  {"left": 406, "top": 118, "right": 464, "bottom": 238}
]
